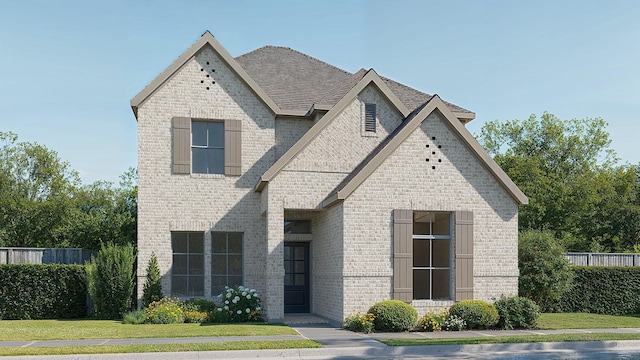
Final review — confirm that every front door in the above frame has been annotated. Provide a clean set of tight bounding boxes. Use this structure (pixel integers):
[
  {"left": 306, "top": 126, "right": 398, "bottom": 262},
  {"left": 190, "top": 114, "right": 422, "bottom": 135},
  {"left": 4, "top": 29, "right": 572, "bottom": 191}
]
[{"left": 284, "top": 242, "right": 310, "bottom": 313}]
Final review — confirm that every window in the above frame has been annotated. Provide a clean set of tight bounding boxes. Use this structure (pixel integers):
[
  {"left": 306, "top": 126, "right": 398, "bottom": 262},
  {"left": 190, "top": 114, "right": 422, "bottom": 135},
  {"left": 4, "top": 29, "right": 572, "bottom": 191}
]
[
  {"left": 412, "top": 212, "right": 451, "bottom": 300},
  {"left": 284, "top": 220, "right": 311, "bottom": 234},
  {"left": 211, "top": 232, "right": 243, "bottom": 295},
  {"left": 364, "top": 103, "right": 376, "bottom": 133},
  {"left": 171, "top": 232, "right": 204, "bottom": 297},
  {"left": 172, "top": 117, "right": 241, "bottom": 176},
  {"left": 192, "top": 121, "right": 224, "bottom": 174}
]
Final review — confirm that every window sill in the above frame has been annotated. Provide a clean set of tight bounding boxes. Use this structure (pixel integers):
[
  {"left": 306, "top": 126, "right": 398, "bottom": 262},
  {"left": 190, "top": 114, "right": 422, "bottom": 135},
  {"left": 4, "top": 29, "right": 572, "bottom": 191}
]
[{"left": 190, "top": 173, "right": 227, "bottom": 179}]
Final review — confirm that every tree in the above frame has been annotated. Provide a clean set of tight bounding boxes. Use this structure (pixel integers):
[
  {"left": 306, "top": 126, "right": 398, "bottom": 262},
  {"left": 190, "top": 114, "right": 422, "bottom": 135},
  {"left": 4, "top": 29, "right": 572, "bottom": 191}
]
[
  {"left": 478, "top": 113, "right": 640, "bottom": 251},
  {"left": 86, "top": 243, "right": 136, "bottom": 319},
  {"left": 518, "top": 230, "right": 573, "bottom": 312},
  {"left": 0, "top": 132, "right": 79, "bottom": 247},
  {"left": 142, "top": 253, "right": 163, "bottom": 307}
]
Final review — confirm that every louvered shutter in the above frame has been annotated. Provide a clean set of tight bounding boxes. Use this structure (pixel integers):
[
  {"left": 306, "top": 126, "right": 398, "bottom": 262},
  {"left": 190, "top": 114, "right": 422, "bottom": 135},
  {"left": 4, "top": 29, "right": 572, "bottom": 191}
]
[
  {"left": 393, "top": 209, "right": 413, "bottom": 302},
  {"left": 172, "top": 117, "right": 191, "bottom": 174},
  {"left": 365, "top": 103, "right": 376, "bottom": 132},
  {"left": 455, "top": 211, "right": 474, "bottom": 301}
]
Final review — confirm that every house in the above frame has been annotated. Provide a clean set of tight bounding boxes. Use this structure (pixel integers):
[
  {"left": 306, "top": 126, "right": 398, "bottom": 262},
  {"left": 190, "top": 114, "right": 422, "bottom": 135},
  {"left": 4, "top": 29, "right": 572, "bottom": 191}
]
[{"left": 131, "top": 31, "right": 527, "bottom": 324}]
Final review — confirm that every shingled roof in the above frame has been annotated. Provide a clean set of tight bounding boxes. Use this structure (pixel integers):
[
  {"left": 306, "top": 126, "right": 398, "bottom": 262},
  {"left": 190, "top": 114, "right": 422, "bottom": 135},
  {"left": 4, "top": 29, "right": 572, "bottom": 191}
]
[{"left": 235, "top": 45, "right": 474, "bottom": 119}]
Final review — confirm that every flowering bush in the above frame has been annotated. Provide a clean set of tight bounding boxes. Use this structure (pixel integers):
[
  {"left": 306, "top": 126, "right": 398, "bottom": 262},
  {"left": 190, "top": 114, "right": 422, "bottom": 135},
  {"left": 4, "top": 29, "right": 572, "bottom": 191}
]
[
  {"left": 343, "top": 312, "right": 375, "bottom": 333},
  {"left": 218, "top": 286, "right": 262, "bottom": 322},
  {"left": 181, "top": 298, "right": 215, "bottom": 323},
  {"left": 417, "top": 308, "right": 448, "bottom": 332},
  {"left": 145, "top": 298, "right": 185, "bottom": 324},
  {"left": 443, "top": 314, "right": 466, "bottom": 331}
]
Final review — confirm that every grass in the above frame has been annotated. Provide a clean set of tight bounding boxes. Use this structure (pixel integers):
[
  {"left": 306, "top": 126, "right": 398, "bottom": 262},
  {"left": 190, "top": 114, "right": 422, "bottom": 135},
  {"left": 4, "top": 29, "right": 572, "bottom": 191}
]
[
  {"left": 0, "top": 320, "right": 297, "bottom": 341},
  {"left": 379, "top": 333, "right": 640, "bottom": 347},
  {"left": 0, "top": 340, "right": 321, "bottom": 356},
  {"left": 538, "top": 313, "right": 640, "bottom": 329}
]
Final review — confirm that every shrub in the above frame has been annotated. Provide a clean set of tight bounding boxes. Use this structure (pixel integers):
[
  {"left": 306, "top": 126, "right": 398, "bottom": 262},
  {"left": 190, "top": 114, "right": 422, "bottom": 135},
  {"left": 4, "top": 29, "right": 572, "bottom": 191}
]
[
  {"left": 142, "top": 253, "right": 163, "bottom": 307},
  {"left": 368, "top": 300, "right": 418, "bottom": 332},
  {"left": 417, "top": 308, "right": 448, "bottom": 332},
  {"left": 443, "top": 314, "right": 466, "bottom": 331},
  {"left": 556, "top": 267, "right": 640, "bottom": 315},
  {"left": 343, "top": 312, "right": 375, "bottom": 333},
  {"left": 180, "top": 300, "right": 209, "bottom": 323},
  {"left": 219, "top": 286, "right": 263, "bottom": 322},
  {"left": 518, "top": 230, "right": 573, "bottom": 312},
  {"left": 145, "top": 298, "right": 184, "bottom": 324},
  {"left": 86, "top": 243, "right": 136, "bottom": 319},
  {"left": 0, "top": 264, "right": 87, "bottom": 319},
  {"left": 122, "top": 309, "right": 147, "bottom": 324},
  {"left": 209, "top": 306, "right": 231, "bottom": 323},
  {"left": 449, "top": 300, "right": 499, "bottom": 330},
  {"left": 493, "top": 296, "right": 540, "bottom": 329}
]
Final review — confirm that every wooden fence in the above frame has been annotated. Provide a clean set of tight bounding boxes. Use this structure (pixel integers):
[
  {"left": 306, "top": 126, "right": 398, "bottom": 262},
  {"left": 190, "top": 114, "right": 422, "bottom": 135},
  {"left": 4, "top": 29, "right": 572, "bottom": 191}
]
[
  {"left": 0, "top": 248, "right": 95, "bottom": 265},
  {"left": 566, "top": 252, "right": 640, "bottom": 267}
]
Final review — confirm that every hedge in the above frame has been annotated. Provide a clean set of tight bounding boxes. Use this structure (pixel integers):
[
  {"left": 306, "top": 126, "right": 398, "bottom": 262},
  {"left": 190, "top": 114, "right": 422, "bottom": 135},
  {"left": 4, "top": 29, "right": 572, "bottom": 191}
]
[
  {"left": 555, "top": 266, "right": 640, "bottom": 315},
  {"left": 0, "top": 264, "right": 87, "bottom": 319}
]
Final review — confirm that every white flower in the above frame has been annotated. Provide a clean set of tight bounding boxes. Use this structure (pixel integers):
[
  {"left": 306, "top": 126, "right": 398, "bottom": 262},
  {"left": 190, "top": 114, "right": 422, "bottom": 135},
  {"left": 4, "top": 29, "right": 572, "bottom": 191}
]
[
  {"left": 242, "top": 292, "right": 247, "bottom": 296},
  {"left": 246, "top": 295, "right": 251, "bottom": 299},
  {"left": 226, "top": 293, "right": 232, "bottom": 298},
  {"left": 256, "top": 306, "right": 261, "bottom": 310},
  {"left": 234, "top": 296, "right": 240, "bottom": 302},
  {"left": 225, "top": 300, "right": 229, "bottom": 304},
  {"left": 224, "top": 305, "right": 229, "bottom": 310},
  {"left": 217, "top": 308, "right": 222, "bottom": 312},
  {"left": 246, "top": 308, "right": 250, "bottom": 313},
  {"left": 232, "top": 298, "right": 238, "bottom": 304},
  {"left": 237, "top": 310, "right": 242, "bottom": 314}
]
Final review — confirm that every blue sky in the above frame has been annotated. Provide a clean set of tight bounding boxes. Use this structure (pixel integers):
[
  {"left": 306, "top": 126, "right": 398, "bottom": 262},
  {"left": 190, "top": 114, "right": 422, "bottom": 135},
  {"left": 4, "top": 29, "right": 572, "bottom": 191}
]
[{"left": 1, "top": 0, "right": 638, "bottom": 183}]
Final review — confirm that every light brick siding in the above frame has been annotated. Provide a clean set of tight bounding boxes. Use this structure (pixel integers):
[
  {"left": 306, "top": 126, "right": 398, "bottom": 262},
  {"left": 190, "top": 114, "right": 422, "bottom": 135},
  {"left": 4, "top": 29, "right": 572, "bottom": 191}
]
[
  {"left": 136, "top": 45, "right": 274, "bottom": 304},
  {"left": 341, "top": 112, "right": 519, "bottom": 318}
]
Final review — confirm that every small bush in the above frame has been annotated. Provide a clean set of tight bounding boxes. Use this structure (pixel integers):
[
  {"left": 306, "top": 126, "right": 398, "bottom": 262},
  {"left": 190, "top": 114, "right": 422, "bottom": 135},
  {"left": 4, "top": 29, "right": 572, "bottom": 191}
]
[
  {"left": 145, "top": 298, "right": 185, "bottom": 324},
  {"left": 86, "top": 243, "right": 136, "bottom": 319},
  {"left": 180, "top": 300, "right": 209, "bottom": 323},
  {"left": 417, "top": 308, "right": 448, "bottom": 332},
  {"left": 343, "top": 312, "right": 375, "bottom": 333},
  {"left": 443, "top": 314, "right": 466, "bottom": 331},
  {"left": 449, "top": 300, "right": 499, "bottom": 330},
  {"left": 494, "top": 296, "right": 540, "bottom": 330},
  {"left": 209, "top": 306, "right": 232, "bottom": 323},
  {"left": 142, "top": 253, "right": 163, "bottom": 307},
  {"left": 122, "top": 310, "right": 147, "bottom": 324},
  {"left": 368, "top": 300, "right": 418, "bottom": 332},
  {"left": 219, "top": 286, "right": 263, "bottom": 322}
]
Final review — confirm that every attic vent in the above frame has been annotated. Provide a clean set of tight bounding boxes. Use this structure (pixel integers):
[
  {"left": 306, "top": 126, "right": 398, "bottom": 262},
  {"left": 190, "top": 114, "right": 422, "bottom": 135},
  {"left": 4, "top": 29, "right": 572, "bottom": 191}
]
[{"left": 364, "top": 103, "right": 376, "bottom": 133}]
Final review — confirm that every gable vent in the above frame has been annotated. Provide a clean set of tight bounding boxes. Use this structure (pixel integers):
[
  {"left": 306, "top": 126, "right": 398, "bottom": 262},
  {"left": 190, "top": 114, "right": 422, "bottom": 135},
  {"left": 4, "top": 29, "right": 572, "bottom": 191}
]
[{"left": 365, "top": 103, "right": 376, "bottom": 133}]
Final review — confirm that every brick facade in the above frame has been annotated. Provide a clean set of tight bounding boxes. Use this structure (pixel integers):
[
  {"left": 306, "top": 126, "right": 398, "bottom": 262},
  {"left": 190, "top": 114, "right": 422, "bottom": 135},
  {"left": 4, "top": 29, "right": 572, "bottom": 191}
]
[{"left": 134, "top": 34, "right": 523, "bottom": 325}]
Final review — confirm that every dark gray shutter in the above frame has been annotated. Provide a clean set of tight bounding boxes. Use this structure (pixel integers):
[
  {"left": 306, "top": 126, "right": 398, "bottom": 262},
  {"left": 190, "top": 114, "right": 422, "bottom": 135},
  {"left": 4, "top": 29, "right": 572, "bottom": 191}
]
[
  {"left": 393, "top": 209, "right": 413, "bottom": 302},
  {"left": 365, "top": 103, "right": 376, "bottom": 132},
  {"left": 224, "top": 119, "right": 242, "bottom": 176},
  {"left": 455, "top": 211, "right": 474, "bottom": 301},
  {"left": 172, "top": 117, "right": 191, "bottom": 174}
]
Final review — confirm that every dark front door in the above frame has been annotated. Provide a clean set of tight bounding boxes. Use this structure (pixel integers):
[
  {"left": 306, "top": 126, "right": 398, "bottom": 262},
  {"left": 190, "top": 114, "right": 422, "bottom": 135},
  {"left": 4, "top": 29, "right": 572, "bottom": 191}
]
[{"left": 284, "top": 242, "right": 310, "bottom": 313}]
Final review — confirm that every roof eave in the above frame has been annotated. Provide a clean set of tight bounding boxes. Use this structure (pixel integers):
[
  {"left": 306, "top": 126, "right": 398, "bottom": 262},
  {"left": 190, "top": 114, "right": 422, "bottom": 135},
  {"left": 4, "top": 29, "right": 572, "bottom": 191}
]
[{"left": 453, "top": 111, "right": 476, "bottom": 123}]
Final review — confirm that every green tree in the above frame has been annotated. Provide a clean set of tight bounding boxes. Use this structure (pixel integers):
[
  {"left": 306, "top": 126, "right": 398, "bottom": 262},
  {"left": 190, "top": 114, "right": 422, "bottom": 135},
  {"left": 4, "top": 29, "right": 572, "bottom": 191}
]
[
  {"left": 518, "top": 230, "right": 573, "bottom": 311},
  {"left": 478, "top": 113, "right": 639, "bottom": 251},
  {"left": 0, "top": 132, "right": 79, "bottom": 247},
  {"left": 86, "top": 243, "right": 136, "bottom": 319},
  {"left": 142, "top": 252, "right": 163, "bottom": 307}
]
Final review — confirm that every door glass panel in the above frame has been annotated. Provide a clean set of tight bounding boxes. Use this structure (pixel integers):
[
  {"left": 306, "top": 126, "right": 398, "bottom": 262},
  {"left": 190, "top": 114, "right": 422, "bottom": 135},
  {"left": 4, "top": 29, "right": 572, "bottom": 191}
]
[
  {"left": 294, "top": 246, "right": 305, "bottom": 260},
  {"left": 284, "top": 274, "right": 293, "bottom": 286},
  {"left": 294, "top": 274, "right": 305, "bottom": 286},
  {"left": 294, "top": 260, "right": 305, "bottom": 273},
  {"left": 284, "top": 261, "right": 293, "bottom": 273},
  {"left": 284, "top": 246, "right": 291, "bottom": 260}
]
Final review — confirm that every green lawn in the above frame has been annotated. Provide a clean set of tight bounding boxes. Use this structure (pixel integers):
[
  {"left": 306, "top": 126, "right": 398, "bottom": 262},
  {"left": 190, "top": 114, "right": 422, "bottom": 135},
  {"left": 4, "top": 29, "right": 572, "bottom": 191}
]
[
  {"left": 0, "top": 320, "right": 297, "bottom": 341},
  {"left": 538, "top": 313, "right": 640, "bottom": 329},
  {"left": 0, "top": 340, "right": 321, "bottom": 357},
  {"left": 379, "top": 333, "right": 640, "bottom": 347}
]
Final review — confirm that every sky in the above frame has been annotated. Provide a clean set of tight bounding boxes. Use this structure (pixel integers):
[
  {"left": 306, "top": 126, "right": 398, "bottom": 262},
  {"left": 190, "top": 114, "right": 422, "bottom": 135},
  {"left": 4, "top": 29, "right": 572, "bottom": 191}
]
[{"left": 0, "top": 0, "right": 638, "bottom": 184}]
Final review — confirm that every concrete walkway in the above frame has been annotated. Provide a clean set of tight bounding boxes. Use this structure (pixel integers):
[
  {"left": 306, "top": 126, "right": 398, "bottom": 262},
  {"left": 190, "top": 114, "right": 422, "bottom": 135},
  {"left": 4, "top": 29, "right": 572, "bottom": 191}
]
[{"left": 3, "top": 320, "right": 640, "bottom": 359}]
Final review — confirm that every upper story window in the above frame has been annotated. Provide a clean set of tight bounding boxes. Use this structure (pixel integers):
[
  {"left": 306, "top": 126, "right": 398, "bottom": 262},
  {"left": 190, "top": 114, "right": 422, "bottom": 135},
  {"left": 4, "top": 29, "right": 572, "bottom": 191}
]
[
  {"left": 192, "top": 121, "right": 224, "bottom": 174},
  {"left": 171, "top": 117, "right": 242, "bottom": 176},
  {"left": 284, "top": 220, "right": 311, "bottom": 234},
  {"left": 364, "top": 103, "right": 376, "bottom": 133}
]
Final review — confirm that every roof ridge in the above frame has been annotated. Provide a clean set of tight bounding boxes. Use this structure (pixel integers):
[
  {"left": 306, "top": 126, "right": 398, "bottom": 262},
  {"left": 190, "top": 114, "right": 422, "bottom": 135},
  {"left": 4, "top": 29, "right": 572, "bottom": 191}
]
[{"left": 236, "top": 45, "right": 353, "bottom": 77}]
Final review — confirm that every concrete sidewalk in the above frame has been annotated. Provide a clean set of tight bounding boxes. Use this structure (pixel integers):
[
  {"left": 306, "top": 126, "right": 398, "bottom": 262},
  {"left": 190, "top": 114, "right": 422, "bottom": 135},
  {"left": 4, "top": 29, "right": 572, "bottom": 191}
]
[{"left": 3, "top": 322, "right": 640, "bottom": 359}]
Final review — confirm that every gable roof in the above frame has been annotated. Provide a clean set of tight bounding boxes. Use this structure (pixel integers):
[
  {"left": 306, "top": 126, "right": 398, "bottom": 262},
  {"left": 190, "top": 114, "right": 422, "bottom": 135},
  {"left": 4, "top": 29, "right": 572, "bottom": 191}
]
[
  {"left": 322, "top": 95, "right": 529, "bottom": 207},
  {"left": 254, "top": 69, "right": 410, "bottom": 192},
  {"left": 130, "top": 31, "right": 281, "bottom": 118}
]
